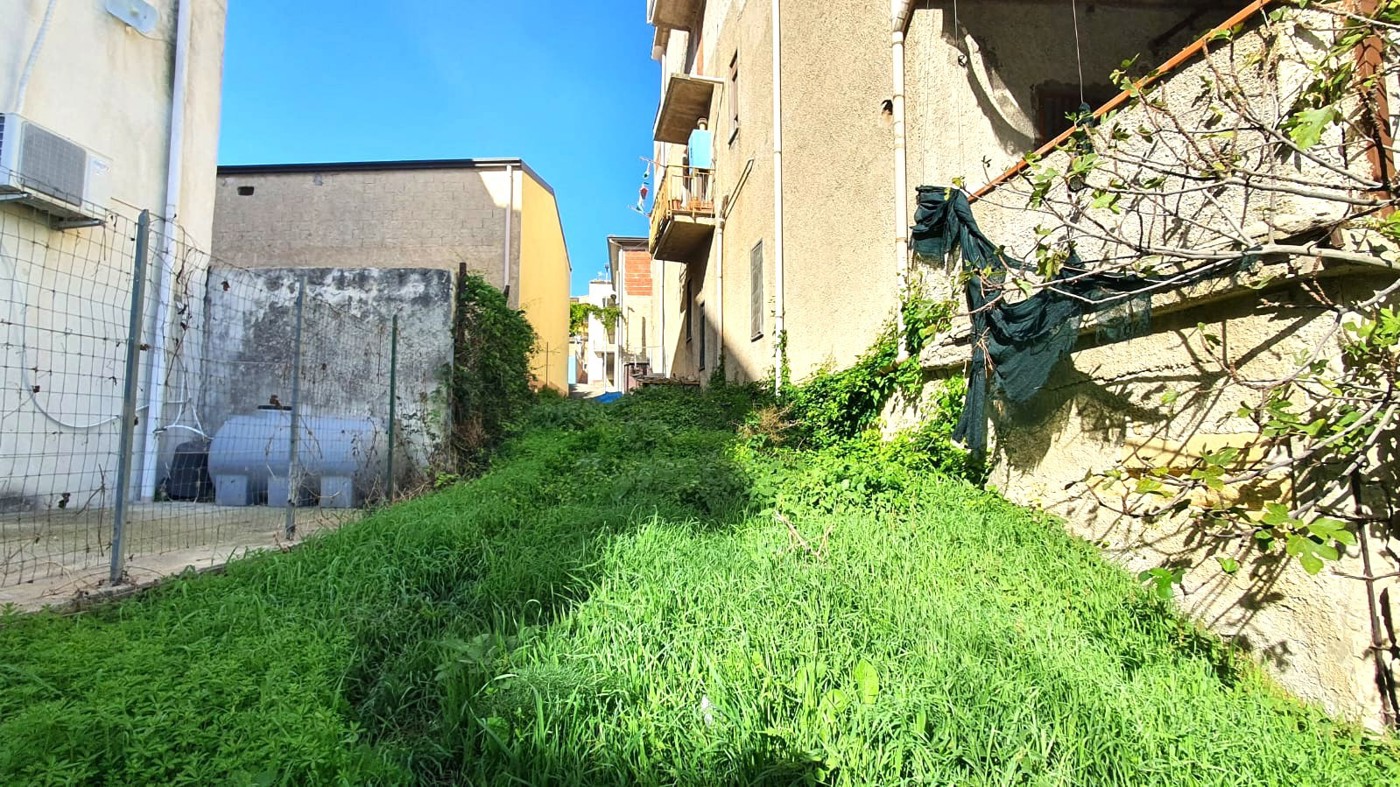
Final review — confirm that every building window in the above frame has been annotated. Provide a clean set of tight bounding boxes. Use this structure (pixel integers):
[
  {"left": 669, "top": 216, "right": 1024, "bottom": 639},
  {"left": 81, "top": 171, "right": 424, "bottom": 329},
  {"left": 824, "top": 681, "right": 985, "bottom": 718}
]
[
  {"left": 728, "top": 53, "right": 740, "bottom": 145},
  {"left": 698, "top": 300, "right": 707, "bottom": 371},
  {"left": 750, "top": 240, "right": 764, "bottom": 340},
  {"left": 1034, "top": 85, "right": 1115, "bottom": 146}
]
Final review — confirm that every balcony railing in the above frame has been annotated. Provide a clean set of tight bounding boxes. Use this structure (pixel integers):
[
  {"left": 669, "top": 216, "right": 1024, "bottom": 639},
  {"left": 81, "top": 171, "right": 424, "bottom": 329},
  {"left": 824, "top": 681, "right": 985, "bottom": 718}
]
[{"left": 649, "top": 164, "right": 716, "bottom": 262}]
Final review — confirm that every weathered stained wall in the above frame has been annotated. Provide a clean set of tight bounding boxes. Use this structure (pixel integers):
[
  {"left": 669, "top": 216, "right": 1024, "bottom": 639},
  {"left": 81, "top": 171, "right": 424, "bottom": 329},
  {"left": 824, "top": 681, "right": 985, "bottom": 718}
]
[
  {"left": 201, "top": 266, "right": 454, "bottom": 484},
  {"left": 519, "top": 174, "right": 571, "bottom": 391},
  {"left": 0, "top": 0, "right": 226, "bottom": 508}
]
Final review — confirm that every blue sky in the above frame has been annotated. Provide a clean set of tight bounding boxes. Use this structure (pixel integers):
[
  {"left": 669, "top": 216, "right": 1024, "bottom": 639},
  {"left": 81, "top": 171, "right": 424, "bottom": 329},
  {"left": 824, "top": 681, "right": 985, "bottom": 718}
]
[{"left": 218, "top": 0, "right": 656, "bottom": 295}]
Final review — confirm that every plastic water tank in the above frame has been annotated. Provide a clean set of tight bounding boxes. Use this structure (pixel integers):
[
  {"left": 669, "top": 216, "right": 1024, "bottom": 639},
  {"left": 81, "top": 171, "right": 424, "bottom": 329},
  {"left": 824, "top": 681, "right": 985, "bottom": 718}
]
[{"left": 208, "top": 406, "right": 386, "bottom": 508}]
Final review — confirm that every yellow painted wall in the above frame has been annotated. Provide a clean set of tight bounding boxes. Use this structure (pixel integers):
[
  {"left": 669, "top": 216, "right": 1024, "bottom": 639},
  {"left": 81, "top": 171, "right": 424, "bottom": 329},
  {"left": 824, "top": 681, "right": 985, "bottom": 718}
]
[{"left": 518, "top": 173, "right": 571, "bottom": 391}]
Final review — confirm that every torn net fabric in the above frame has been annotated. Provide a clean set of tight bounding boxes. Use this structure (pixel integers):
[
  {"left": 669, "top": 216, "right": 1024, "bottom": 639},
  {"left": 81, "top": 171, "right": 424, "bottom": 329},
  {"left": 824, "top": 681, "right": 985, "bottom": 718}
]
[{"left": 909, "top": 186, "right": 1250, "bottom": 463}]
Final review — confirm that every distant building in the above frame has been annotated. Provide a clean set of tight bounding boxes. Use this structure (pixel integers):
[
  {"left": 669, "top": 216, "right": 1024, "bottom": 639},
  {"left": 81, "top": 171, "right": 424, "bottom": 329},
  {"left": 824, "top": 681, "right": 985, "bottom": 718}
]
[
  {"left": 607, "top": 236, "right": 662, "bottom": 390},
  {"left": 578, "top": 278, "right": 618, "bottom": 390},
  {"left": 213, "top": 159, "right": 571, "bottom": 391}
]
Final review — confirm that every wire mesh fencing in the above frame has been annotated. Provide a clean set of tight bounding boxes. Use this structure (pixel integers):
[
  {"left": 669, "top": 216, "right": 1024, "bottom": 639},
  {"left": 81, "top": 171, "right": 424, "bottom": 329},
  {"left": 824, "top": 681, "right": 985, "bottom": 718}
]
[{"left": 1, "top": 203, "right": 433, "bottom": 595}]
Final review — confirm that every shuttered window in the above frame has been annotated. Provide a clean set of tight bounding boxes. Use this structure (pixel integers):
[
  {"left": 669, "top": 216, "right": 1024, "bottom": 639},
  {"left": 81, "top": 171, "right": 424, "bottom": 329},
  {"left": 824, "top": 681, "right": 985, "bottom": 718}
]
[{"left": 750, "top": 241, "right": 764, "bottom": 340}]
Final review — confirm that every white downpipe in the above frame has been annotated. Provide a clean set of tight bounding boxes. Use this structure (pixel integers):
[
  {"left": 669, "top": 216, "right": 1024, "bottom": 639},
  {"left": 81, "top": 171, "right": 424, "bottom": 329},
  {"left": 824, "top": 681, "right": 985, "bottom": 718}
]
[
  {"left": 12, "top": 0, "right": 59, "bottom": 113},
  {"left": 659, "top": 260, "right": 667, "bottom": 375},
  {"left": 892, "top": 0, "right": 915, "bottom": 362},
  {"left": 139, "top": 0, "right": 193, "bottom": 500},
  {"left": 502, "top": 163, "right": 515, "bottom": 300},
  {"left": 771, "top": 0, "right": 786, "bottom": 395},
  {"left": 715, "top": 216, "right": 724, "bottom": 380}
]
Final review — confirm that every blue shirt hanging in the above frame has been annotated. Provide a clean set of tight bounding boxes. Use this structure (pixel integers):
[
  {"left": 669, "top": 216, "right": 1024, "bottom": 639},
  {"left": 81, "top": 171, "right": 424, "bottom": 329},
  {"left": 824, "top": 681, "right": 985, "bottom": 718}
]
[{"left": 688, "top": 128, "right": 713, "bottom": 169}]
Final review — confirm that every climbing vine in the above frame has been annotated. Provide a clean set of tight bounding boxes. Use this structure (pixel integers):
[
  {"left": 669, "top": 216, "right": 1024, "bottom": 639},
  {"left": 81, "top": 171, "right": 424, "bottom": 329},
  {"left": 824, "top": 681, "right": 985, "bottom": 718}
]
[
  {"left": 570, "top": 302, "right": 621, "bottom": 338},
  {"left": 448, "top": 273, "right": 538, "bottom": 475}
]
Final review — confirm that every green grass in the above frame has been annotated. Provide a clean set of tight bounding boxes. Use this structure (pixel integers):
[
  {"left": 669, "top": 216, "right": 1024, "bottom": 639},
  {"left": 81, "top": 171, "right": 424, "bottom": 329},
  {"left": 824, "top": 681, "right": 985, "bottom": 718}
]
[{"left": 0, "top": 386, "right": 1395, "bottom": 785}]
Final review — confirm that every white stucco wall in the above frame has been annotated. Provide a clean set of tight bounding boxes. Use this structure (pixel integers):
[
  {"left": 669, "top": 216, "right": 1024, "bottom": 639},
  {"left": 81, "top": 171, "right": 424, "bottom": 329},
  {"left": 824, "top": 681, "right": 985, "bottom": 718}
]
[{"left": 0, "top": 0, "right": 226, "bottom": 534}]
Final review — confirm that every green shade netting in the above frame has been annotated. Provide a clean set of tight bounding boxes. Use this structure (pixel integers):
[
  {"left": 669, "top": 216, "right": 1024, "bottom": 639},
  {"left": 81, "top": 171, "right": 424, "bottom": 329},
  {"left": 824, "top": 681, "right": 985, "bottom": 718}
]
[{"left": 910, "top": 186, "right": 1248, "bottom": 463}]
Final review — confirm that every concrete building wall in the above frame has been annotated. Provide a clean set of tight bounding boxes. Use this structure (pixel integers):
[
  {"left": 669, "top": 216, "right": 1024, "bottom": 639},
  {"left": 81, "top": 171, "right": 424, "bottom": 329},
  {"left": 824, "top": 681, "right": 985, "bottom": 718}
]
[
  {"left": 0, "top": 0, "right": 226, "bottom": 509},
  {"left": 610, "top": 241, "right": 659, "bottom": 373},
  {"left": 656, "top": 0, "right": 907, "bottom": 385},
  {"left": 656, "top": 0, "right": 775, "bottom": 384},
  {"left": 781, "top": 0, "right": 897, "bottom": 378},
  {"left": 213, "top": 163, "right": 572, "bottom": 393},
  {"left": 518, "top": 175, "right": 571, "bottom": 391},
  {"left": 212, "top": 167, "right": 519, "bottom": 297},
  {"left": 582, "top": 279, "right": 617, "bottom": 387}
]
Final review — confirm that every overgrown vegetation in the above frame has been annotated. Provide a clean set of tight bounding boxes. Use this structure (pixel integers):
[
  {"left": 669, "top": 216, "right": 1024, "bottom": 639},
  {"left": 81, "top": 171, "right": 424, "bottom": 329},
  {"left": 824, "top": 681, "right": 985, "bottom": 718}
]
[
  {"left": 2, "top": 388, "right": 1394, "bottom": 784},
  {"left": 570, "top": 301, "right": 621, "bottom": 338},
  {"left": 447, "top": 272, "right": 537, "bottom": 474}
]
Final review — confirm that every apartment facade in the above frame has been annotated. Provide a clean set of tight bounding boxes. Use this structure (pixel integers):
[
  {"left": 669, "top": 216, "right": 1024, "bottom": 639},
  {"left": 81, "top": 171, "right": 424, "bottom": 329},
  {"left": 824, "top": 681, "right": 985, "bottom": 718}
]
[
  {"left": 0, "top": 0, "right": 226, "bottom": 507},
  {"left": 645, "top": 0, "right": 1400, "bottom": 729},
  {"left": 213, "top": 160, "right": 572, "bottom": 392}
]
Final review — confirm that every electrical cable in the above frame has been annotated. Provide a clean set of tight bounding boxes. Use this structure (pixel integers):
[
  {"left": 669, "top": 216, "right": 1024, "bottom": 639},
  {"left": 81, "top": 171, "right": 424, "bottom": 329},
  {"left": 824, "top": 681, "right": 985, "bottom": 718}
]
[{"left": 1071, "top": 0, "right": 1085, "bottom": 106}]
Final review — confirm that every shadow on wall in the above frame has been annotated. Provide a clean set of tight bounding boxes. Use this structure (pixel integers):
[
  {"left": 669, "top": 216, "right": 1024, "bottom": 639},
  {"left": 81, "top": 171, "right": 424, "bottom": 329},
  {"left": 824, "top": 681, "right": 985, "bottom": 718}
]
[
  {"left": 980, "top": 279, "right": 1393, "bottom": 682},
  {"left": 938, "top": 1, "right": 1230, "bottom": 164}
]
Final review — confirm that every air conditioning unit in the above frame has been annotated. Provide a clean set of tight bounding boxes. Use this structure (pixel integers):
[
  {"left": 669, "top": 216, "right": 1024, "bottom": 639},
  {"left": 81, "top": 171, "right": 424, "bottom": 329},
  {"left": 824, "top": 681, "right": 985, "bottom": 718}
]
[{"left": 0, "top": 113, "right": 111, "bottom": 227}]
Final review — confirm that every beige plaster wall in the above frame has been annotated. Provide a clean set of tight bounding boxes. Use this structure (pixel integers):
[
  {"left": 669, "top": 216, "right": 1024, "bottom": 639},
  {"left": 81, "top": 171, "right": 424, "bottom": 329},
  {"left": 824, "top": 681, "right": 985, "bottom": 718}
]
[
  {"left": 0, "top": 0, "right": 226, "bottom": 513},
  {"left": 660, "top": 0, "right": 898, "bottom": 385},
  {"left": 519, "top": 175, "right": 571, "bottom": 392}
]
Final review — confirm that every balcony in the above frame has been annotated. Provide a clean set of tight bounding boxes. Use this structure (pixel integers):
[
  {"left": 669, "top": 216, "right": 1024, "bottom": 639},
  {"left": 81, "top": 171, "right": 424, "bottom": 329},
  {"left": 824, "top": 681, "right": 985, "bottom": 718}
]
[
  {"left": 648, "top": 0, "right": 704, "bottom": 31},
  {"left": 654, "top": 73, "right": 722, "bottom": 144},
  {"left": 650, "top": 165, "right": 716, "bottom": 262}
]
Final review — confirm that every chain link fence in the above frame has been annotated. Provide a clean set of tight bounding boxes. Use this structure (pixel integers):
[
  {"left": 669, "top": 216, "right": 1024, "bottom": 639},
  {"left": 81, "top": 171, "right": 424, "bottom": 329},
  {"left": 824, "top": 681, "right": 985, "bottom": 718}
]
[{"left": 1, "top": 201, "right": 439, "bottom": 596}]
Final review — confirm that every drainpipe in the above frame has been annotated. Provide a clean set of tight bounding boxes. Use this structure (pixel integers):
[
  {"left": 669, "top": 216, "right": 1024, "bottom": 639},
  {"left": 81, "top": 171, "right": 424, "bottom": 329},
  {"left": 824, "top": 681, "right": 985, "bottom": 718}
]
[
  {"left": 715, "top": 215, "right": 724, "bottom": 380},
  {"left": 771, "top": 0, "right": 786, "bottom": 395},
  {"left": 659, "top": 261, "right": 667, "bottom": 376},
  {"left": 12, "top": 0, "right": 59, "bottom": 114},
  {"left": 892, "top": 0, "right": 915, "bottom": 362},
  {"left": 139, "top": 0, "right": 193, "bottom": 501},
  {"left": 502, "top": 163, "right": 515, "bottom": 302}
]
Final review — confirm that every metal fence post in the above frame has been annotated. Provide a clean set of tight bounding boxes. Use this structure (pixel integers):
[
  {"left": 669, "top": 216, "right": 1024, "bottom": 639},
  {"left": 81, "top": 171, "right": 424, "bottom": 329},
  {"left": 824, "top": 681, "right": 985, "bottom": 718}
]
[
  {"left": 386, "top": 314, "right": 399, "bottom": 502},
  {"left": 110, "top": 210, "right": 151, "bottom": 586},
  {"left": 284, "top": 274, "right": 305, "bottom": 539}
]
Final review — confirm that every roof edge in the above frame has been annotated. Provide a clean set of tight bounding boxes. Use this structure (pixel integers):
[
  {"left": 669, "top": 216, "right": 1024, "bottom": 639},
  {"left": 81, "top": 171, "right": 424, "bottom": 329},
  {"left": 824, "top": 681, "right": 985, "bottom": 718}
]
[{"left": 217, "top": 158, "right": 556, "bottom": 196}]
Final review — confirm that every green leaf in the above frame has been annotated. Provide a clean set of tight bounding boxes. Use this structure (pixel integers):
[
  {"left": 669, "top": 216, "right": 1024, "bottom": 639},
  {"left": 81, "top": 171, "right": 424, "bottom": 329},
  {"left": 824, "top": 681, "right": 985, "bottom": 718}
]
[
  {"left": 1260, "top": 503, "right": 1294, "bottom": 528},
  {"left": 1286, "top": 105, "right": 1341, "bottom": 150},
  {"left": 1134, "top": 476, "right": 1166, "bottom": 496},
  {"left": 853, "top": 659, "right": 880, "bottom": 706},
  {"left": 1298, "top": 550, "right": 1324, "bottom": 576},
  {"left": 1215, "top": 556, "right": 1240, "bottom": 575}
]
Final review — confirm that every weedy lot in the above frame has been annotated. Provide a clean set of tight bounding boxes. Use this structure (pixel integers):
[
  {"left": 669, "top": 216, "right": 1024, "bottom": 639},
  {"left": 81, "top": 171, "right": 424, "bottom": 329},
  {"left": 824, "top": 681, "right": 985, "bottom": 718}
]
[{"left": 1, "top": 387, "right": 1395, "bottom": 785}]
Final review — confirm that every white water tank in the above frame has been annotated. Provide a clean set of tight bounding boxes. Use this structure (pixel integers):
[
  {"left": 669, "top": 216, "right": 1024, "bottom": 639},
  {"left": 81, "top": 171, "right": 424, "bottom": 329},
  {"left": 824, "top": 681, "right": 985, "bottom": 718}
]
[{"left": 208, "top": 406, "right": 386, "bottom": 508}]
